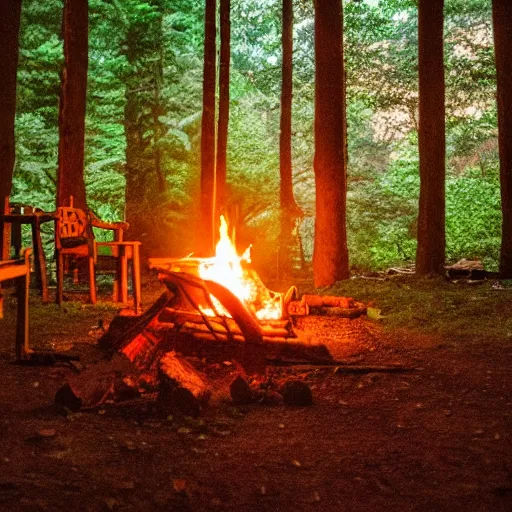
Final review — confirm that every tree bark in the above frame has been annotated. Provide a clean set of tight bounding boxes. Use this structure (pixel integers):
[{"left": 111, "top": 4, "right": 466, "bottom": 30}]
[
  {"left": 415, "top": 0, "right": 446, "bottom": 275},
  {"left": 493, "top": 0, "right": 512, "bottom": 277},
  {"left": 0, "top": 0, "right": 22, "bottom": 259},
  {"left": 57, "top": 0, "right": 89, "bottom": 210},
  {"left": 312, "top": 0, "right": 349, "bottom": 287},
  {"left": 216, "top": 0, "right": 230, "bottom": 221},
  {"left": 278, "top": 0, "right": 301, "bottom": 277},
  {"left": 200, "top": 0, "right": 217, "bottom": 255}
]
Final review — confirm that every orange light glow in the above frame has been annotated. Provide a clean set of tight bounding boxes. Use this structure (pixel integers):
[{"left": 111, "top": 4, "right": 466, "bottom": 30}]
[{"left": 198, "top": 216, "right": 282, "bottom": 320}]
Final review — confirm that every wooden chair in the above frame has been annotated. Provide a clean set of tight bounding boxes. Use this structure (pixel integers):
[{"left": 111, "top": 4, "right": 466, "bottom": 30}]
[{"left": 55, "top": 199, "right": 141, "bottom": 312}]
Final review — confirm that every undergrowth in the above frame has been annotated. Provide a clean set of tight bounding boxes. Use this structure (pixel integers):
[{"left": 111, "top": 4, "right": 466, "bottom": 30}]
[{"left": 303, "top": 276, "right": 512, "bottom": 344}]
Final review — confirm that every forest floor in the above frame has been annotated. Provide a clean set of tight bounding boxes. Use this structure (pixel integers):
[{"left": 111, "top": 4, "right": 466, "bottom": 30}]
[{"left": 0, "top": 272, "right": 511, "bottom": 511}]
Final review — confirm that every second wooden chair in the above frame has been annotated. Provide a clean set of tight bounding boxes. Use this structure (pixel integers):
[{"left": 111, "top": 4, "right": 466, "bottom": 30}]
[{"left": 55, "top": 199, "right": 141, "bottom": 312}]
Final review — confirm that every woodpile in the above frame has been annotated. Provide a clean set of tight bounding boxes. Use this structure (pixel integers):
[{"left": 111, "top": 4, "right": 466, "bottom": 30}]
[{"left": 287, "top": 293, "right": 366, "bottom": 318}]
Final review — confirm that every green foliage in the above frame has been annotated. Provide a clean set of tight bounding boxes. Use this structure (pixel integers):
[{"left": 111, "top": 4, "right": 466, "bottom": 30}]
[
  {"left": 12, "top": 113, "right": 58, "bottom": 210},
  {"left": 446, "top": 170, "right": 501, "bottom": 269},
  {"left": 323, "top": 275, "right": 512, "bottom": 343},
  {"left": 11, "top": 0, "right": 503, "bottom": 273}
]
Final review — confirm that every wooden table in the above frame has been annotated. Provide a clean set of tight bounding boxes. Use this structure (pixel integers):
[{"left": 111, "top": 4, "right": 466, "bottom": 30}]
[
  {"left": 0, "top": 250, "right": 32, "bottom": 360},
  {"left": 0, "top": 211, "right": 56, "bottom": 302}
]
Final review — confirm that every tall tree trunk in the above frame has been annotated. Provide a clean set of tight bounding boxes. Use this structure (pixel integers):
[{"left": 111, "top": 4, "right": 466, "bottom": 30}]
[
  {"left": 216, "top": 0, "right": 230, "bottom": 222},
  {"left": 312, "top": 0, "right": 349, "bottom": 287},
  {"left": 493, "top": 0, "right": 512, "bottom": 277},
  {"left": 0, "top": 0, "right": 22, "bottom": 259},
  {"left": 278, "top": 0, "right": 301, "bottom": 278},
  {"left": 57, "top": 0, "right": 89, "bottom": 210},
  {"left": 200, "top": 0, "right": 217, "bottom": 255},
  {"left": 415, "top": 0, "right": 445, "bottom": 275}
]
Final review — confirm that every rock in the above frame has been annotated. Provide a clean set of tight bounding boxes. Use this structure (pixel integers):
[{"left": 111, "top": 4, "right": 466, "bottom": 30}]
[
  {"left": 172, "top": 479, "right": 188, "bottom": 497},
  {"left": 38, "top": 429, "right": 57, "bottom": 439},
  {"left": 55, "top": 383, "right": 82, "bottom": 412},
  {"left": 230, "top": 376, "right": 254, "bottom": 405},
  {"left": 282, "top": 380, "right": 313, "bottom": 406}
]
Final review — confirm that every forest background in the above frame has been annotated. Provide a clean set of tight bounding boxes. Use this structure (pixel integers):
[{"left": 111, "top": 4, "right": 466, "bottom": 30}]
[{"left": 12, "top": 0, "right": 500, "bottom": 275}]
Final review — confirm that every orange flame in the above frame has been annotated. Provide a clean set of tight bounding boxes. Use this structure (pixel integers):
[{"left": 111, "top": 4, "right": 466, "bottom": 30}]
[{"left": 198, "top": 216, "right": 282, "bottom": 320}]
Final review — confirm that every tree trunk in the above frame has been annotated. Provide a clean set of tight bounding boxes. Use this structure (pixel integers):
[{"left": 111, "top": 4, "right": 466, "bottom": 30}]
[
  {"left": 200, "top": 0, "right": 217, "bottom": 255},
  {"left": 415, "top": 0, "right": 446, "bottom": 275},
  {"left": 278, "top": 0, "right": 301, "bottom": 278},
  {"left": 312, "top": 0, "right": 349, "bottom": 287},
  {"left": 493, "top": 0, "right": 512, "bottom": 277},
  {"left": 216, "top": 0, "right": 230, "bottom": 221},
  {"left": 57, "top": 0, "right": 89, "bottom": 210},
  {"left": 0, "top": 0, "right": 22, "bottom": 259}
]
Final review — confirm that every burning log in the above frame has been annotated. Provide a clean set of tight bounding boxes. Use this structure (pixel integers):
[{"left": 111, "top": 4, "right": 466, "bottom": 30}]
[
  {"left": 99, "top": 290, "right": 173, "bottom": 351},
  {"left": 158, "top": 308, "right": 293, "bottom": 339},
  {"left": 202, "top": 278, "right": 263, "bottom": 344}
]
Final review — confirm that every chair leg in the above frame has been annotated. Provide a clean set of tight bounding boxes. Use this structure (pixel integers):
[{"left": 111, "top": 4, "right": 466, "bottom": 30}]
[
  {"left": 119, "top": 246, "right": 128, "bottom": 304},
  {"left": 56, "top": 251, "right": 64, "bottom": 305},
  {"left": 31, "top": 217, "right": 49, "bottom": 302},
  {"left": 88, "top": 256, "right": 97, "bottom": 304},
  {"left": 132, "top": 244, "right": 141, "bottom": 314},
  {"left": 16, "top": 268, "right": 30, "bottom": 360},
  {"left": 113, "top": 269, "right": 120, "bottom": 302}
]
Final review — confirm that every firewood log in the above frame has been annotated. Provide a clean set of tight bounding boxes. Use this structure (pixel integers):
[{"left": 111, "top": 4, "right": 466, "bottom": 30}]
[
  {"left": 158, "top": 352, "right": 211, "bottom": 416},
  {"left": 99, "top": 291, "right": 173, "bottom": 350}
]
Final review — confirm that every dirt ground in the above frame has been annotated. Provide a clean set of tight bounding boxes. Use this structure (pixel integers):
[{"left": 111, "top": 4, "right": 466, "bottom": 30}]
[{"left": 0, "top": 280, "right": 511, "bottom": 512}]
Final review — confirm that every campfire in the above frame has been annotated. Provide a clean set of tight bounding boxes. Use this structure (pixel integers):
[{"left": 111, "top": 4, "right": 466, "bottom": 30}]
[
  {"left": 147, "top": 216, "right": 366, "bottom": 338},
  {"left": 149, "top": 216, "right": 285, "bottom": 323},
  {"left": 56, "top": 217, "right": 371, "bottom": 415}
]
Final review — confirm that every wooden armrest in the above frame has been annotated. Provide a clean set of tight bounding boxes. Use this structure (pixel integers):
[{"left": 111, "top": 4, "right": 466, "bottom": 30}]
[
  {"left": 96, "top": 241, "right": 141, "bottom": 246},
  {"left": 87, "top": 208, "right": 128, "bottom": 230},
  {"left": 90, "top": 218, "right": 129, "bottom": 231}
]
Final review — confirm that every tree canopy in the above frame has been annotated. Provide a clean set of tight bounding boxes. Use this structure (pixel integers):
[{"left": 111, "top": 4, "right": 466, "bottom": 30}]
[{"left": 10, "top": 0, "right": 502, "bottom": 274}]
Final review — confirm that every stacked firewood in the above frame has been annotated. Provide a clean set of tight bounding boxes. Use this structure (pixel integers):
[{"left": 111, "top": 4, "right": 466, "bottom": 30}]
[{"left": 287, "top": 294, "right": 366, "bottom": 318}]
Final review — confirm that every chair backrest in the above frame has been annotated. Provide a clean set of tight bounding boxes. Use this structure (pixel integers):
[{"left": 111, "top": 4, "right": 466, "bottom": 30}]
[{"left": 55, "top": 206, "right": 93, "bottom": 250}]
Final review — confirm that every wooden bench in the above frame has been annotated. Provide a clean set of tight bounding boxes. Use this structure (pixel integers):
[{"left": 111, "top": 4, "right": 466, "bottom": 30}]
[{"left": 0, "top": 249, "right": 31, "bottom": 360}]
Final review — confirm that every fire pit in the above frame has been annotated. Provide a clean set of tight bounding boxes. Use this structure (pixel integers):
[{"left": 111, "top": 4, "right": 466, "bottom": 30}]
[
  {"left": 101, "top": 215, "right": 371, "bottom": 361},
  {"left": 56, "top": 217, "right": 375, "bottom": 414},
  {"left": 149, "top": 217, "right": 287, "bottom": 322}
]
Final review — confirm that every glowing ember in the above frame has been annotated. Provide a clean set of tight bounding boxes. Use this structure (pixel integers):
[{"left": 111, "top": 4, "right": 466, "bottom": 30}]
[{"left": 198, "top": 216, "right": 282, "bottom": 320}]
